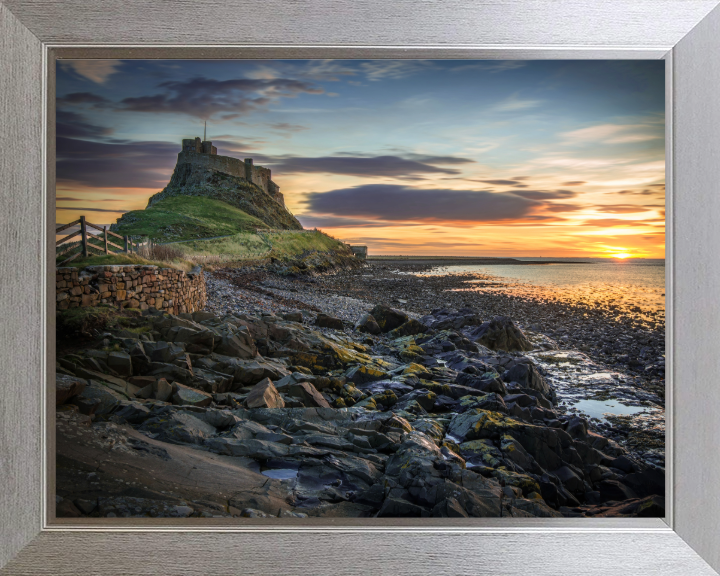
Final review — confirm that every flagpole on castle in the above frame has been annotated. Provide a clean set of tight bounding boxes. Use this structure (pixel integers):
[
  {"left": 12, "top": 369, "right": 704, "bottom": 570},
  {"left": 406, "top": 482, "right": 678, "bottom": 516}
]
[{"left": 204, "top": 121, "right": 207, "bottom": 141}]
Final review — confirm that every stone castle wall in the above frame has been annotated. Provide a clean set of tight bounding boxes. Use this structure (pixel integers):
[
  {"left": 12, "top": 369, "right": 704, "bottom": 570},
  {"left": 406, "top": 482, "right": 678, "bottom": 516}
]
[
  {"left": 175, "top": 151, "right": 285, "bottom": 207},
  {"left": 56, "top": 265, "right": 206, "bottom": 315}
]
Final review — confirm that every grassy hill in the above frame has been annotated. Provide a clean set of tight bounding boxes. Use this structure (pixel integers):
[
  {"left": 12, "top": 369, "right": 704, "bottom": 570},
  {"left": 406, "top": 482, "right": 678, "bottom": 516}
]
[
  {"left": 111, "top": 196, "right": 268, "bottom": 242},
  {"left": 60, "top": 196, "right": 356, "bottom": 270},
  {"left": 174, "top": 230, "right": 350, "bottom": 263}
]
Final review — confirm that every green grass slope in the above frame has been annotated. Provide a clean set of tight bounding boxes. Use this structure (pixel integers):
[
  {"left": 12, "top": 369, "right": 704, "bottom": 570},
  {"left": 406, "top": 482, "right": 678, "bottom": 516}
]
[
  {"left": 111, "top": 196, "right": 268, "bottom": 242},
  {"left": 172, "top": 230, "right": 351, "bottom": 264}
]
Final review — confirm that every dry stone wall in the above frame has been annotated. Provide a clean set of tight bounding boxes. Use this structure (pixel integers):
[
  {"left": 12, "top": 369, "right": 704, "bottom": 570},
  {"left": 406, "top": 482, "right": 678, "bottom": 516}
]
[{"left": 56, "top": 265, "right": 206, "bottom": 315}]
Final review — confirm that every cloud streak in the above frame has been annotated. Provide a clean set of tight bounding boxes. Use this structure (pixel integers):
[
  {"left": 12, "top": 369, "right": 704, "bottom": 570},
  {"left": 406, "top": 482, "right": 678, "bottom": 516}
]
[
  {"left": 118, "top": 76, "right": 324, "bottom": 119},
  {"left": 56, "top": 136, "right": 178, "bottom": 189},
  {"left": 273, "top": 155, "right": 469, "bottom": 177},
  {"left": 304, "top": 184, "right": 558, "bottom": 225}
]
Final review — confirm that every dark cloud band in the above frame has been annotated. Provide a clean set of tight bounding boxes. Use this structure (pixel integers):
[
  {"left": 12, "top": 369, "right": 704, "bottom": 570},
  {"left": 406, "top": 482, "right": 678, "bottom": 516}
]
[{"left": 303, "top": 184, "right": 551, "bottom": 224}]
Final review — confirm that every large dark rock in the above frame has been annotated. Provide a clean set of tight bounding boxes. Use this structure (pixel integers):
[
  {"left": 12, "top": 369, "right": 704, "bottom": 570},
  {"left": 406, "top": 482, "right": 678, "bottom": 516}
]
[
  {"left": 165, "top": 326, "right": 215, "bottom": 352},
  {"left": 504, "top": 361, "right": 551, "bottom": 397},
  {"left": 214, "top": 326, "right": 257, "bottom": 358},
  {"left": 465, "top": 316, "right": 533, "bottom": 352},
  {"left": 69, "top": 382, "right": 125, "bottom": 416},
  {"left": 376, "top": 497, "right": 426, "bottom": 517},
  {"left": 598, "top": 479, "right": 638, "bottom": 502},
  {"left": 370, "top": 305, "right": 408, "bottom": 333},
  {"left": 419, "top": 308, "right": 483, "bottom": 331},
  {"left": 622, "top": 466, "right": 665, "bottom": 498},
  {"left": 388, "top": 319, "right": 427, "bottom": 338},
  {"left": 114, "top": 402, "right": 152, "bottom": 424},
  {"left": 285, "top": 381, "right": 331, "bottom": 408},
  {"left": 565, "top": 417, "right": 589, "bottom": 440},
  {"left": 354, "top": 313, "right": 381, "bottom": 335},
  {"left": 315, "top": 313, "right": 344, "bottom": 330},
  {"left": 140, "top": 411, "right": 216, "bottom": 445},
  {"left": 282, "top": 311, "right": 303, "bottom": 323},
  {"left": 554, "top": 465, "right": 584, "bottom": 494},
  {"left": 245, "top": 377, "right": 285, "bottom": 409},
  {"left": 107, "top": 351, "right": 133, "bottom": 377},
  {"left": 56, "top": 374, "right": 87, "bottom": 405},
  {"left": 172, "top": 385, "right": 213, "bottom": 407},
  {"left": 456, "top": 371, "right": 507, "bottom": 395}
]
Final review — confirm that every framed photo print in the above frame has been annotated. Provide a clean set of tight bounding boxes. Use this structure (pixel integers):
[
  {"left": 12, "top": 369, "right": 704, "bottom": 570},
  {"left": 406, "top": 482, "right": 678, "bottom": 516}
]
[{"left": 1, "top": 1, "right": 720, "bottom": 574}]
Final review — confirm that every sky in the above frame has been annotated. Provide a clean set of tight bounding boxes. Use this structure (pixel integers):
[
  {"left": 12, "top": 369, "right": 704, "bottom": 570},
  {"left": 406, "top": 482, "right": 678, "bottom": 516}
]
[{"left": 56, "top": 59, "right": 665, "bottom": 258}]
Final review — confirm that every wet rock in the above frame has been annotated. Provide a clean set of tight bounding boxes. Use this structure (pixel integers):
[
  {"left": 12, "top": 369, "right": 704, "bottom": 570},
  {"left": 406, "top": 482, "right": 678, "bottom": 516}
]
[
  {"left": 153, "top": 378, "right": 173, "bottom": 402},
  {"left": 285, "top": 381, "right": 332, "bottom": 408},
  {"left": 283, "top": 311, "right": 303, "bottom": 322},
  {"left": 114, "top": 402, "right": 152, "bottom": 424},
  {"left": 447, "top": 410, "right": 566, "bottom": 471},
  {"left": 554, "top": 465, "right": 585, "bottom": 494},
  {"left": 388, "top": 319, "right": 427, "bottom": 338},
  {"left": 622, "top": 466, "right": 664, "bottom": 498},
  {"left": 165, "top": 326, "right": 215, "bottom": 352},
  {"left": 146, "top": 362, "right": 193, "bottom": 386},
  {"left": 232, "top": 360, "right": 289, "bottom": 387},
  {"left": 609, "top": 455, "right": 640, "bottom": 474},
  {"left": 457, "top": 393, "right": 507, "bottom": 414},
  {"left": 456, "top": 371, "right": 507, "bottom": 395},
  {"left": 355, "top": 313, "right": 381, "bottom": 335},
  {"left": 315, "top": 313, "right": 344, "bottom": 330},
  {"left": 377, "top": 497, "right": 427, "bottom": 517},
  {"left": 599, "top": 479, "right": 638, "bottom": 502},
  {"left": 420, "top": 308, "right": 483, "bottom": 331},
  {"left": 504, "top": 361, "right": 551, "bottom": 398},
  {"left": 206, "top": 437, "right": 290, "bottom": 459},
  {"left": 500, "top": 434, "right": 534, "bottom": 469},
  {"left": 147, "top": 341, "right": 186, "bottom": 364},
  {"left": 173, "top": 385, "right": 213, "bottom": 407},
  {"left": 503, "top": 393, "right": 535, "bottom": 408},
  {"left": 616, "top": 495, "right": 665, "bottom": 517},
  {"left": 245, "top": 377, "right": 285, "bottom": 409},
  {"left": 345, "top": 364, "right": 390, "bottom": 385},
  {"left": 459, "top": 439, "right": 503, "bottom": 468},
  {"left": 370, "top": 304, "right": 408, "bottom": 333},
  {"left": 509, "top": 497, "right": 562, "bottom": 518},
  {"left": 566, "top": 417, "right": 589, "bottom": 440},
  {"left": 56, "top": 374, "right": 87, "bottom": 405},
  {"left": 395, "top": 390, "right": 437, "bottom": 412},
  {"left": 107, "top": 351, "right": 133, "bottom": 377},
  {"left": 140, "top": 411, "right": 217, "bottom": 445},
  {"left": 70, "top": 382, "right": 125, "bottom": 415},
  {"left": 465, "top": 316, "right": 532, "bottom": 352},
  {"left": 129, "top": 375, "right": 156, "bottom": 389},
  {"left": 214, "top": 326, "right": 257, "bottom": 359}
]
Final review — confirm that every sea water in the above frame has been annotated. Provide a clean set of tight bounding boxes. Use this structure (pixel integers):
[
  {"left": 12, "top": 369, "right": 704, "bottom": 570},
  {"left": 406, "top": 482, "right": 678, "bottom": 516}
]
[{"left": 422, "top": 258, "right": 665, "bottom": 317}]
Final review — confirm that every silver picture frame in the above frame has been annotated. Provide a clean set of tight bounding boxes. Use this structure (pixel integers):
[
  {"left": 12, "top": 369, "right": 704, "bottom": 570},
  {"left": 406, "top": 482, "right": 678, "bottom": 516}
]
[{"left": 1, "top": 0, "right": 719, "bottom": 573}]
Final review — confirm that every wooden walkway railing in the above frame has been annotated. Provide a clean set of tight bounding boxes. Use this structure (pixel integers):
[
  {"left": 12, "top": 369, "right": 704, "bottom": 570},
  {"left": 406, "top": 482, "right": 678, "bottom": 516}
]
[{"left": 56, "top": 215, "right": 143, "bottom": 266}]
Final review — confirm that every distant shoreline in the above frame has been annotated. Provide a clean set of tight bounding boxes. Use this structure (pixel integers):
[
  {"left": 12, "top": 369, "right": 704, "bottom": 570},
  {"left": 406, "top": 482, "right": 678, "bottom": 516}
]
[{"left": 367, "top": 255, "right": 592, "bottom": 265}]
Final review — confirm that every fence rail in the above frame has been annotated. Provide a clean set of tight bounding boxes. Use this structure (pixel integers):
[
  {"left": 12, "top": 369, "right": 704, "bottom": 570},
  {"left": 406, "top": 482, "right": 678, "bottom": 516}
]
[{"left": 55, "top": 215, "right": 144, "bottom": 266}]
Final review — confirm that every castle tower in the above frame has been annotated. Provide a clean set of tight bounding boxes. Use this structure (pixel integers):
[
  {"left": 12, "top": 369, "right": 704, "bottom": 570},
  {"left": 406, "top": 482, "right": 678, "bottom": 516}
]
[{"left": 244, "top": 158, "right": 254, "bottom": 181}]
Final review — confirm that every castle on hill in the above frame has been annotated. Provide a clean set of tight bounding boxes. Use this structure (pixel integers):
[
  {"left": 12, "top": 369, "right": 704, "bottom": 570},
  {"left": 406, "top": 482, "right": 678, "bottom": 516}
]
[{"left": 179, "top": 136, "right": 285, "bottom": 208}]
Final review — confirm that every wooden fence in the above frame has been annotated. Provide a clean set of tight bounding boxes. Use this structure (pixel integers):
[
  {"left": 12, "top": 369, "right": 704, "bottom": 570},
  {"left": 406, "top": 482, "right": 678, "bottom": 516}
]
[{"left": 56, "top": 215, "right": 144, "bottom": 266}]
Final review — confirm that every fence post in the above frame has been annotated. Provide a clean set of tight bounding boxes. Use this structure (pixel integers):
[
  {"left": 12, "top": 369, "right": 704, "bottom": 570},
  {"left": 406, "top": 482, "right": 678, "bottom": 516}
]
[
  {"left": 124, "top": 235, "right": 129, "bottom": 253},
  {"left": 104, "top": 226, "right": 109, "bottom": 254},
  {"left": 80, "top": 215, "right": 88, "bottom": 258}
]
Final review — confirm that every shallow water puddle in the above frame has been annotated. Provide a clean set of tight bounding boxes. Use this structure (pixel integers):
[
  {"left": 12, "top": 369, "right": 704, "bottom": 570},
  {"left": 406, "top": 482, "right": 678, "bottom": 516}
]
[
  {"left": 568, "top": 398, "right": 654, "bottom": 422},
  {"left": 261, "top": 468, "right": 299, "bottom": 480}
]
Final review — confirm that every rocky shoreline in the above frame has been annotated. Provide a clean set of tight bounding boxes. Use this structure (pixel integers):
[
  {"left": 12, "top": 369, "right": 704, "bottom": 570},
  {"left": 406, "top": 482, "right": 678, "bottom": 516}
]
[{"left": 55, "top": 258, "right": 665, "bottom": 519}]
